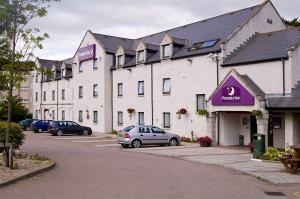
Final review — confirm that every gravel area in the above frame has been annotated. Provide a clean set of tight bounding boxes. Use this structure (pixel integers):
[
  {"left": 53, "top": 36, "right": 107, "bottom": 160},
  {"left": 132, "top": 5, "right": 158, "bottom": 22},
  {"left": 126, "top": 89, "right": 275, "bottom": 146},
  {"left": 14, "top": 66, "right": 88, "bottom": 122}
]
[{"left": 0, "top": 153, "right": 52, "bottom": 184}]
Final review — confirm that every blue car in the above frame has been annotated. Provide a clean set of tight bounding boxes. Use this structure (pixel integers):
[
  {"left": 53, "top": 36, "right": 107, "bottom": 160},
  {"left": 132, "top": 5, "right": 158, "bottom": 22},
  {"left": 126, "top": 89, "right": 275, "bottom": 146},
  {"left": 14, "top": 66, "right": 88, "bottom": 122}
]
[{"left": 32, "top": 120, "right": 53, "bottom": 133}]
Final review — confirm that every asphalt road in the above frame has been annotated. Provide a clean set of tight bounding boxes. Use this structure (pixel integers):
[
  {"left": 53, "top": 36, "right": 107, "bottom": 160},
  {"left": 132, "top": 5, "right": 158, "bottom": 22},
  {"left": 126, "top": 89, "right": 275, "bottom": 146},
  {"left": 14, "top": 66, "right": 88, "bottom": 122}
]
[{"left": 1, "top": 132, "right": 299, "bottom": 199}]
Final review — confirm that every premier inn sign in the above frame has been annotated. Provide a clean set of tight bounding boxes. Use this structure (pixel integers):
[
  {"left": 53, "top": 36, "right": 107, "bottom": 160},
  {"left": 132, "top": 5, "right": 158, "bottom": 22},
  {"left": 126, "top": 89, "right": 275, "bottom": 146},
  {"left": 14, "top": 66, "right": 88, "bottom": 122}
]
[
  {"left": 78, "top": 44, "right": 96, "bottom": 62},
  {"left": 212, "top": 75, "right": 254, "bottom": 106}
]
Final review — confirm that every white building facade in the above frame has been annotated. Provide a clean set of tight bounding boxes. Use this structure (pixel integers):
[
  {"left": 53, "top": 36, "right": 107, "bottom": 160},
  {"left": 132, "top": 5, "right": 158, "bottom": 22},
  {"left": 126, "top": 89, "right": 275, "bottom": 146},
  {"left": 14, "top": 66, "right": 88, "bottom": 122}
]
[{"left": 32, "top": 1, "right": 300, "bottom": 148}]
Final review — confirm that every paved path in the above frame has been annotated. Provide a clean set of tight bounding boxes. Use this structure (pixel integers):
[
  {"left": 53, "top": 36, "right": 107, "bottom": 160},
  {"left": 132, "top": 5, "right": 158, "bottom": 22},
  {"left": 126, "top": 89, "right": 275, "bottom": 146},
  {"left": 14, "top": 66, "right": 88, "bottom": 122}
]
[
  {"left": 129, "top": 145, "right": 300, "bottom": 184},
  {"left": 1, "top": 132, "right": 300, "bottom": 199}
]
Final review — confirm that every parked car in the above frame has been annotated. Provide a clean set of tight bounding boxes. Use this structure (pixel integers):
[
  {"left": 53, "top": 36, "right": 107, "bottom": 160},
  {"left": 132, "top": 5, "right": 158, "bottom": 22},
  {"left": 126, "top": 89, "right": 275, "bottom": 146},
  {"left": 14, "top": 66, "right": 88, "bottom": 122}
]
[
  {"left": 32, "top": 120, "right": 53, "bottom": 133},
  {"left": 48, "top": 121, "right": 92, "bottom": 136},
  {"left": 19, "top": 119, "right": 38, "bottom": 130},
  {"left": 117, "top": 125, "right": 181, "bottom": 148}
]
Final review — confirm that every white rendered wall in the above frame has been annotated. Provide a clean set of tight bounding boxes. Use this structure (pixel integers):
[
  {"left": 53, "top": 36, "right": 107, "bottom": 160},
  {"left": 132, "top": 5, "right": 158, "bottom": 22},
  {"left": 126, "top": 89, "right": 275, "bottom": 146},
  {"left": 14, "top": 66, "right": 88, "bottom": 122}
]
[
  {"left": 291, "top": 46, "right": 300, "bottom": 88},
  {"left": 273, "top": 114, "right": 285, "bottom": 149},
  {"left": 226, "top": 2, "right": 286, "bottom": 56}
]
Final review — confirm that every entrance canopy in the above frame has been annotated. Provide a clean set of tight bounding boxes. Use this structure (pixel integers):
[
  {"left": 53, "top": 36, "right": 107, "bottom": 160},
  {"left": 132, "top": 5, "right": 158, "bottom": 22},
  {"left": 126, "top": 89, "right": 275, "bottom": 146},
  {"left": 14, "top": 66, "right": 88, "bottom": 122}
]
[{"left": 207, "top": 69, "right": 265, "bottom": 112}]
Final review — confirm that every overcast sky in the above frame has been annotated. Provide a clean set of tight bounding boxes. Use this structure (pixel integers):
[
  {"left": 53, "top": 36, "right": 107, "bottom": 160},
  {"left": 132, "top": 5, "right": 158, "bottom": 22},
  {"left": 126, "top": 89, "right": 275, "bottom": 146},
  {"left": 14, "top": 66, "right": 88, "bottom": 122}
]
[{"left": 31, "top": 0, "right": 300, "bottom": 60}]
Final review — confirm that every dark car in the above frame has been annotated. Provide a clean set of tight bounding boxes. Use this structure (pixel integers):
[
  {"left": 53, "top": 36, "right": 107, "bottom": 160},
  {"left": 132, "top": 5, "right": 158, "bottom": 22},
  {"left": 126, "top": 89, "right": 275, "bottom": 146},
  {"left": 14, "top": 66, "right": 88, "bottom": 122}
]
[
  {"left": 19, "top": 119, "right": 38, "bottom": 130},
  {"left": 32, "top": 120, "right": 53, "bottom": 133},
  {"left": 49, "top": 121, "right": 92, "bottom": 136}
]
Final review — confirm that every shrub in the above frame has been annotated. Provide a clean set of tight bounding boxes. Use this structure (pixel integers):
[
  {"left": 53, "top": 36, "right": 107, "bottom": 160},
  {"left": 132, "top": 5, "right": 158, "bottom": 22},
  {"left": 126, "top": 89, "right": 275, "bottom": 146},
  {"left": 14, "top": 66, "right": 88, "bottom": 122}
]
[
  {"left": 198, "top": 136, "right": 213, "bottom": 144},
  {"left": 262, "top": 147, "right": 284, "bottom": 161},
  {"left": 196, "top": 109, "right": 208, "bottom": 117},
  {"left": 284, "top": 146, "right": 295, "bottom": 155},
  {"left": 181, "top": 136, "right": 191, "bottom": 142},
  {"left": 0, "top": 121, "right": 25, "bottom": 149},
  {"left": 111, "top": 129, "right": 118, "bottom": 135},
  {"left": 252, "top": 110, "right": 263, "bottom": 118},
  {"left": 30, "top": 153, "right": 50, "bottom": 161}
]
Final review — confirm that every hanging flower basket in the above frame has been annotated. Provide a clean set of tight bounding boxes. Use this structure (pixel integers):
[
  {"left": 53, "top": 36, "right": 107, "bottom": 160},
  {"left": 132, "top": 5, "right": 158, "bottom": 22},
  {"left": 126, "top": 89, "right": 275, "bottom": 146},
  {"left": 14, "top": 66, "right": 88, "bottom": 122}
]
[
  {"left": 252, "top": 110, "right": 263, "bottom": 118},
  {"left": 127, "top": 108, "right": 135, "bottom": 119},
  {"left": 179, "top": 108, "right": 187, "bottom": 114}
]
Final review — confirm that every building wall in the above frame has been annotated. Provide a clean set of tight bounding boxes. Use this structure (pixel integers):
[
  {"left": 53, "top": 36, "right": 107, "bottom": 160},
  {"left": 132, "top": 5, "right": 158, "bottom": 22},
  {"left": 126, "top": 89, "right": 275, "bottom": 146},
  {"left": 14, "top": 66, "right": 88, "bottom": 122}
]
[
  {"left": 291, "top": 45, "right": 300, "bottom": 88},
  {"left": 226, "top": 2, "right": 286, "bottom": 56}
]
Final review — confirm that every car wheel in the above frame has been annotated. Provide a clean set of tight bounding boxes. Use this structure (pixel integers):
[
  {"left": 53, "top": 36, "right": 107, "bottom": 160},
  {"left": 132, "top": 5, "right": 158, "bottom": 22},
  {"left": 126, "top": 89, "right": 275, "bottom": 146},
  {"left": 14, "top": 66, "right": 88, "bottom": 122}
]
[
  {"left": 57, "top": 130, "right": 63, "bottom": 136},
  {"left": 82, "top": 130, "right": 89, "bottom": 136},
  {"left": 169, "top": 138, "right": 178, "bottom": 146},
  {"left": 131, "top": 139, "right": 142, "bottom": 148},
  {"left": 121, "top": 144, "right": 129, "bottom": 148}
]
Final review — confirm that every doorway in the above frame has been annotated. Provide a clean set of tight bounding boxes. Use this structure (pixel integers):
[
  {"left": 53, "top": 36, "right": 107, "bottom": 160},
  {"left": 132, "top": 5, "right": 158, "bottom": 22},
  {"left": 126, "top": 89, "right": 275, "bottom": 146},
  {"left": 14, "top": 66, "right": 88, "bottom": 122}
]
[{"left": 250, "top": 115, "right": 257, "bottom": 142}]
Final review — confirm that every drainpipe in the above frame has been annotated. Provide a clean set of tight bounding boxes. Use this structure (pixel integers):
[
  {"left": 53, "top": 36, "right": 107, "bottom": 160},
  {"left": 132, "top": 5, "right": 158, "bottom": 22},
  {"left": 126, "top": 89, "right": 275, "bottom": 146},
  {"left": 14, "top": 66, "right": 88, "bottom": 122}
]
[
  {"left": 217, "top": 112, "right": 220, "bottom": 145},
  {"left": 151, "top": 63, "right": 154, "bottom": 125},
  {"left": 111, "top": 67, "right": 114, "bottom": 132},
  {"left": 282, "top": 58, "right": 285, "bottom": 96},
  {"left": 40, "top": 76, "right": 43, "bottom": 119},
  {"left": 216, "top": 54, "right": 219, "bottom": 87},
  {"left": 56, "top": 79, "right": 59, "bottom": 120}
]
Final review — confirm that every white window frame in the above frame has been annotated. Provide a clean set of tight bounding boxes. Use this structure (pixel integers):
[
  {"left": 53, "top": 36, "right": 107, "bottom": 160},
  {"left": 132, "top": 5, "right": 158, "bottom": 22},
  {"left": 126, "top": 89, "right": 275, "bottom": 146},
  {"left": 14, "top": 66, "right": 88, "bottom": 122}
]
[
  {"left": 43, "top": 91, "right": 46, "bottom": 101},
  {"left": 138, "top": 112, "right": 144, "bottom": 125},
  {"left": 163, "top": 112, "right": 171, "bottom": 128},
  {"left": 62, "top": 89, "right": 65, "bottom": 100},
  {"left": 79, "top": 62, "right": 83, "bottom": 72},
  {"left": 163, "top": 78, "right": 171, "bottom": 94},
  {"left": 93, "top": 111, "right": 98, "bottom": 123},
  {"left": 138, "top": 81, "right": 144, "bottom": 96},
  {"left": 117, "top": 111, "right": 123, "bottom": 125},
  {"left": 93, "top": 59, "right": 98, "bottom": 70},
  {"left": 137, "top": 50, "right": 145, "bottom": 63},
  {"left": 35, "top": 92, "right": 38, "bottom": 101},
  {"left": 79, "top": 86, "right": 83, "bottom": 98},
  {"left": 196, "top": 94, "right": 206, "bottom": 110},
  {"left": 62, "top": 110, "right": 65, "bottom": 120},
  {"left": 52, "top": 90, "right": 55, "bottom": 101},
  {"left": 78, "top": 110, "right": 83, "bottom": 122},
  {"left": 52, "top": 110, "right": 55, "bottom": 120},
  {"left": 117, "top": 83, "right": 123, "bottom": 97},
  {"left": 117, "top": 55, "right": 124, "bottom": 66},
  {"left": 162, "top": 44, "right": 171, "bottom": 58},
  {"left": 93, "top": 84, "right": 98, "bottom": 97}
]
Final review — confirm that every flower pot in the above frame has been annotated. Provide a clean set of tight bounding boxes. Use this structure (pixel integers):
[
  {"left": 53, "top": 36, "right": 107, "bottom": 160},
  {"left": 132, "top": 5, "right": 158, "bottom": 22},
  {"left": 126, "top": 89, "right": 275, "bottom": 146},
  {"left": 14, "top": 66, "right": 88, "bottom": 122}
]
[{"left": 200, "top": 142, "right": 211, "bottom": 147}]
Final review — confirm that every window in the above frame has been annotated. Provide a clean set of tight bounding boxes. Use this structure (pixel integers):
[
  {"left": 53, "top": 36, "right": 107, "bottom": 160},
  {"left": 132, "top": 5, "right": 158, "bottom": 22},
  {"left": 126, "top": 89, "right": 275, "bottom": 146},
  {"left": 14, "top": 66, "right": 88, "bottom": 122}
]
[
  {"left": 35, "top": 110, "right": 38, "bottom": 119},
  {"left": 196, "top": 94, "right": 206, "bottom": 110},
  {"left": 189, "top": 39, "right": 218, "bottom": 51},
  {"left": 201, "top": 40, "right": 218, "bottom": 48},
  {"left": 62, "top": 89, "right": 65, "bottom": 100},
  {"left": 78, "top": 111, "right": 83, "bottom": 122},
  {"left": 61, "top": 69, "right": 65, "bottom": 77},
  {"left": 43, "top": 91, "right": 46, "bottom": 101},
  {"left": 117, "top": 83, "right": 123, "bottom": 97},
  {"left": 163, "top": 112, "right": 171, "bottom": 128},
  {"left": 93, "top": 84, "right": 98, "bottom": 97},
  {"left": 138, "top": 112, "right": 144, "bottom": 125},
  {"left": 139, "top": 126, "right": 150, "bottom": 133},
  {"left": 151, "top": 126, "right": 164, "bottom": 134},
  {"left": 35, "top": 75, "right": 38, "bottom": 83},
  {"left": 79, "top": 86, "right": 83, "bottom": 98},
  {"left": 163, "top": 78, "right": 171, "bottom": 94},
  {"left": 93, "top": 111, "right": 98, "bottom": 123},
  {"left": 62, "top": 110, "right": 65, "bottom": 120},
  {"left": 35, "top": 92, "right": 38, "bottom": 101},
  {"left": 267, "top": 18, "right": 273, "bottom": 24},
  {"left": 117, "top": 111, "right": 123, "bottom": 125},
  {"left": 117, "top": 55, "right": 124, "bottom": 66},
  {"left": 162, "top": 44, "right": 171, "bottom": 58},
  {"left": 138, "top": 81, "right": 144, "bottom": 96},
  {"left": 52, "top": 110, "right": 55, "bottom": 120},
  {"left": 93, "top": 59, "right": 97, "bottom": 70},
  {"left": 52, "top": 90, "right": 55, "bottom": 101},
  {"left": 79, "top": 62, "right": 83, "bottom": 72},
  {"left": 137, "top": 50, "right": 145, "bottom": 63}
]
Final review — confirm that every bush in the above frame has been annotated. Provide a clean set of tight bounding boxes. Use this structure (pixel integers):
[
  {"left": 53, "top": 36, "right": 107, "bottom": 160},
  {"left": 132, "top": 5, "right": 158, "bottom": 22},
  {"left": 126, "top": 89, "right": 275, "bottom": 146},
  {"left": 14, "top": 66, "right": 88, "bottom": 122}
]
[
  {"left": 0, "top": 121, "right": 25, "bottom": 149},
  {"left": 30, "top": 153, "right": 49, "bottom": 161},
  {"left": 198, "top": 136, "right": 213, "bottom": 144},
  {"left": 111, "top": 129, "right": 118, "bottom": 135},
  {"left": 262, "top": 147, "right": 284, "bottom": 161}
]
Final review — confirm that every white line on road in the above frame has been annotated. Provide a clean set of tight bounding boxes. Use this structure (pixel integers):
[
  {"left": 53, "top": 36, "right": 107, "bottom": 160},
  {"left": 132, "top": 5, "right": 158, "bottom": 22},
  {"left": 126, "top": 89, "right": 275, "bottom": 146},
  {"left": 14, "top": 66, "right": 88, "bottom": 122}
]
[
  {"left": 93, "top": 144, "right": 120, "bottom": 147},
  {"left": 72, "top": 140, "right": 116, "bottom": 143},
  {"left": 53, "top": 136, "right": 113, "bottom": 140}
]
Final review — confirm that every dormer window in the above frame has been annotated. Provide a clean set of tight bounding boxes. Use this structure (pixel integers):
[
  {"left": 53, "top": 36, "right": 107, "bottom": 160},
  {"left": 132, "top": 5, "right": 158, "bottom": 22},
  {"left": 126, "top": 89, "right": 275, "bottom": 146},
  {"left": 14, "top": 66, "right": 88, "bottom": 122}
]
[
  {"left": 117, "top": 55, "right": 124, "bottom": 66},
  {"left": 162, "top": 44, "right": 171, "bottom": 58},
  {"left": 137, "top": 50, "right": 145, "bottom": 63},
  {"left": 61, "top": 68, "right": 66, "bottom": 77}
]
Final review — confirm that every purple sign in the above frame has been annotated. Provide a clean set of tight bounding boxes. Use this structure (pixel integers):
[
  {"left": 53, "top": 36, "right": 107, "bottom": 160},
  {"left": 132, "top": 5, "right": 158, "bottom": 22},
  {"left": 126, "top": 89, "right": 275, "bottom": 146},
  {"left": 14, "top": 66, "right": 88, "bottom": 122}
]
[
  {"left": 78, "top": 44, "right": 95, "bottom": 62},
  {"left": 212, "top": 75, "right": 254, "bottom": 106}
]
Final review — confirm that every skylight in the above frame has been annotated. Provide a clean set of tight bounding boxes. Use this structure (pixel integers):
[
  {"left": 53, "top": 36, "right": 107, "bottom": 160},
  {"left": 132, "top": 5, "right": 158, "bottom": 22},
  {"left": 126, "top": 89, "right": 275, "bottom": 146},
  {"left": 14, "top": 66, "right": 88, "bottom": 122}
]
[{"left": 188, "top": 39, "right": 219, "bottom": 51}]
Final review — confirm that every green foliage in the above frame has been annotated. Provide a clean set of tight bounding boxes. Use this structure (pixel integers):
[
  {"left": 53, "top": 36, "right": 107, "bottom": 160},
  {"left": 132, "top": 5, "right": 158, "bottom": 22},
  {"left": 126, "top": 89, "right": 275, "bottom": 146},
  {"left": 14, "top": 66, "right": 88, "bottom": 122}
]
[
  {"left": 196, "top": 109, "right": 208, "bottom": 117},
  {"left": 262, "top": 147, "right": 284, "bottom": 161},
  {"left": 252, "top": 110, "right": 263, "bottom": 118},
  {"left": 283, "top": 17, "right": 300, "bottom": 27},
  {"left": 30, "top": 153, "right": 50, "bottom": 161},
  {"left": 0, "top": 97, "right": 31, "bottom": 122},
  {"left": 111, "top": 129, "right": 118, "bottom": 135},
  {"left": 0, "top": 121, "right": 25, "bottom": 149},
  {"left": 284, "top": 146, "right": 295, "bottom": 155}
]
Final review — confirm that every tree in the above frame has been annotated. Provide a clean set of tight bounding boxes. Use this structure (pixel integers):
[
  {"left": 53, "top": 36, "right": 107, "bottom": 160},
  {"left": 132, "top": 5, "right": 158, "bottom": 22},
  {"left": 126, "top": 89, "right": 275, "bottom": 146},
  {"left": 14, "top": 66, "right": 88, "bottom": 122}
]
[
  {"left": 283, "top": 17, "right": 300, "bottom": 27},
  {"left": 0, "top": 0, "right": 59, "bottom": 168},
  {"left": 0, "top": 97, "right": 31, "bottom": 122}
]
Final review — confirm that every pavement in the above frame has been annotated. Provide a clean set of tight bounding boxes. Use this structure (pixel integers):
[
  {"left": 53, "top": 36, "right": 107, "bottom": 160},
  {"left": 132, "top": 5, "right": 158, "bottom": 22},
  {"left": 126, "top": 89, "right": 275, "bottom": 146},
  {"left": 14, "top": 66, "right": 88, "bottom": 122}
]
[
  {"left": 1, "top": 132, "right": 300, "bottom": 199},
  {"left": 128, "top": 144, "right": 300, "bottom": 185}
]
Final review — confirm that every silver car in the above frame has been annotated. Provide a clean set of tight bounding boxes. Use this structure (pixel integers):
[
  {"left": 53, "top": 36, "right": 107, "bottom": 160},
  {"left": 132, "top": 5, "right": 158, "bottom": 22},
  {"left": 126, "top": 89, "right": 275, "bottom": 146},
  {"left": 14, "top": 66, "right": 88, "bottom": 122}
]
[{"left": 117, "top": 125, "right": 181, "bottom": 148}]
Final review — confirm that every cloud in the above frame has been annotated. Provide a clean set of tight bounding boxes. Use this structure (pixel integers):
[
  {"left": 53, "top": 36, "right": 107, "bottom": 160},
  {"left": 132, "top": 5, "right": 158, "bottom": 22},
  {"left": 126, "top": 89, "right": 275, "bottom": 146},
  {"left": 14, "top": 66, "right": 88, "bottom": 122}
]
[{"left": 30, "top": 0, "right": 299, "bottom": 60}]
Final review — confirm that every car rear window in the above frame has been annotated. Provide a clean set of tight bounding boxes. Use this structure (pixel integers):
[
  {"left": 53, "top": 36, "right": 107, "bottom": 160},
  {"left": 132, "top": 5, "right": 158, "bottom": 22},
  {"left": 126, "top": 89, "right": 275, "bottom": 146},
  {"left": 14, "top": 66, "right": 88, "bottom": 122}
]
[{"left": 123, "top": 126, "right": 135, "bottom": 132}]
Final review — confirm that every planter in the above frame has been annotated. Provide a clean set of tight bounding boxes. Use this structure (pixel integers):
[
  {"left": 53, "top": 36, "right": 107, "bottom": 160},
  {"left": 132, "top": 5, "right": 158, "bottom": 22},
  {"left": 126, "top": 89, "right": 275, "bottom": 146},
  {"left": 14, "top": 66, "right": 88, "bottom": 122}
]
[
  {"left": 282, "top": 154, "right": 293, "bottom": 159},
  {"left": 200, "top": 142, "right": 211, "bottom": 147}
]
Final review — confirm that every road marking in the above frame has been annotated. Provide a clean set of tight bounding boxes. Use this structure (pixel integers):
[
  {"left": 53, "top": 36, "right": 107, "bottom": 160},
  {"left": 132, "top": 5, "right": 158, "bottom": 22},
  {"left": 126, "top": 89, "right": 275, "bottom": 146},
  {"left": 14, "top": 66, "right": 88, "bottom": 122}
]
[
  {"left": 71, "top": 140, "right": 115, "bottom": 143},
  {"left": 53, "top": 136, "right": 113, "bottom": 140},
  {"left": 93, "top": 144, "right": 120, "bottom": 147}
]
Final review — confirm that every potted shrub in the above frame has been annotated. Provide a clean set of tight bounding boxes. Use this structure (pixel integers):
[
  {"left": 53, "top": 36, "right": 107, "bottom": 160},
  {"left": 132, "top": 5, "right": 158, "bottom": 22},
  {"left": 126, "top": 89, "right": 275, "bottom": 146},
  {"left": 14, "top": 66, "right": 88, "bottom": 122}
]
[
  {"left": 198, "top": 136, "right": 213, "bottom": 147},
  {"left": 196, "top": 109, "right": 208, "bottom": 117},
  {"left": 127, "top": 108, "right": 135, "bottom": 118},
  {"left": 252, "top": 109, "right": 263, "bottom": 118}
]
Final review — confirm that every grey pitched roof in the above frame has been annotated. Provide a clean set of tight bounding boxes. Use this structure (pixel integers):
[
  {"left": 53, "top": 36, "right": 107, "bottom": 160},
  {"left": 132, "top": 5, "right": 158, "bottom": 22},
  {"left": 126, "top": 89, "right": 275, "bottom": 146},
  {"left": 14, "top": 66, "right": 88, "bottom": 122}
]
[
  {"left": 239, "top": 74, "right": 265, "bottom": 99},
  {"left": 92, "top": 4, "right": 261, "bottom": 67},
  {"left": 38, "top": 59, "right": 58, "bottom": 69},
  {"left": 267, "top": 82, "right": 300, "bottom": 109},
  {"left": 223, "top": 28, "right": 300, "bottom": 66},
  {"left": 38, "top": 58, "right": 73, "bottom": 81}
]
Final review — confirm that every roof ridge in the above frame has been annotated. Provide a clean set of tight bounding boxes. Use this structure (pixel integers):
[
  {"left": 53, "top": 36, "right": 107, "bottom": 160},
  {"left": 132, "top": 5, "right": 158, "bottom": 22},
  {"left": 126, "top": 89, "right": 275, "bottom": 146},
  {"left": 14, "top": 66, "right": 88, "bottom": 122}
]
[
  {"left": 259, "top": 26, "right": 300, "bottom": 35},
  {"left": 92, "top": 32, "right": 134, "bottom": 40}
]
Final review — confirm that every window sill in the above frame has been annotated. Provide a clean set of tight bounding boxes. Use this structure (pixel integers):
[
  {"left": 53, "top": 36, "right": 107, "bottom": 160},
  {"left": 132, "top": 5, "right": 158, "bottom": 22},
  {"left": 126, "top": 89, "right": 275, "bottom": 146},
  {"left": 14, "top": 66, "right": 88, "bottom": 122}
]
[
  {"left": 138, "top": 94, "right": 144, "bottom": 97},
  {"left": 163, "top": 127, "right": 171, "bottom": 130},
  {"left": 117, "top": 123, "right": 123, "bottom": 126},
  {"left": 117, "top": 96, "right": 123, "bottom": 98},
  {"left": 162, "top": 93, "right": 171, "bottom": 96}
]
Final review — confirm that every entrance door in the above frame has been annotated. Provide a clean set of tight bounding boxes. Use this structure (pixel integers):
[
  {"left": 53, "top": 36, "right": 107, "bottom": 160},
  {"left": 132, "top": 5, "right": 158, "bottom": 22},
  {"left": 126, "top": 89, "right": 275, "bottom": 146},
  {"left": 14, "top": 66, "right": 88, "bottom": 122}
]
[
  {"left": 250, "top": 115, "right": 257, "bottom": 142},
  {"left": 268, "top": 116, "right": 274, "bottom": 147}
]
